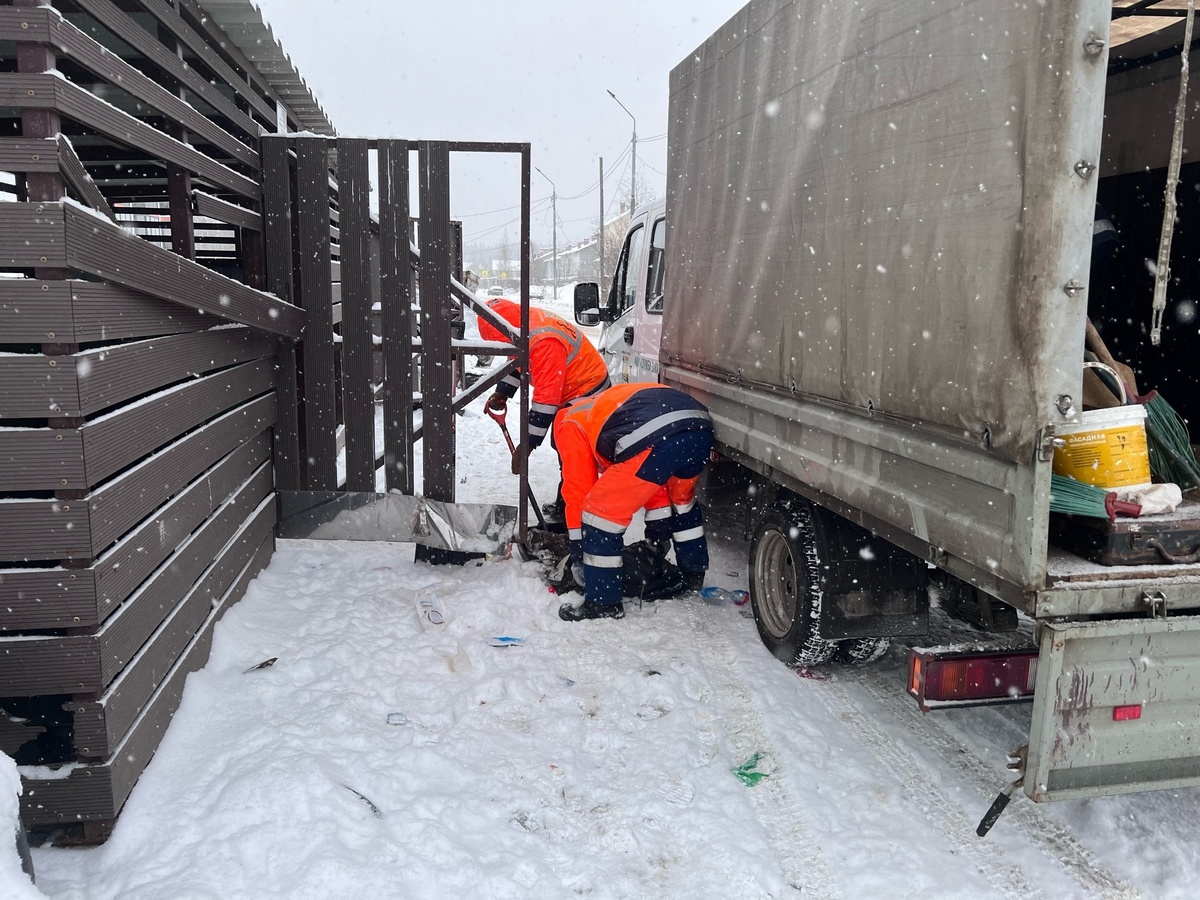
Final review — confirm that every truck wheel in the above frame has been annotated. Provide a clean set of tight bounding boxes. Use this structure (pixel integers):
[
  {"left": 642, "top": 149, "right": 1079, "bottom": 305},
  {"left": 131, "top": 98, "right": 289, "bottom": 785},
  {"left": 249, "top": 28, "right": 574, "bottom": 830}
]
[
  {"left": 749, "top": 503, "right": 836, "bottom": 667},
  {"left": 835, "top": 637, "right": 890, "bottom": 665}
]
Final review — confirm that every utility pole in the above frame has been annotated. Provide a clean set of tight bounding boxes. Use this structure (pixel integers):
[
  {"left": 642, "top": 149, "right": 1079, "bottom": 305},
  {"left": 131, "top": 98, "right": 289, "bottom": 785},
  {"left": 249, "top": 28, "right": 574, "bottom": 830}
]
[
  {"left": 607, "top": 90, "right": 637, "bottom": 214},
  {"left": 598, "top": 156, "right": 605, "bottom": 293},
  {"left": 535, "top": 166, "right": 557, "bottom": 302}
]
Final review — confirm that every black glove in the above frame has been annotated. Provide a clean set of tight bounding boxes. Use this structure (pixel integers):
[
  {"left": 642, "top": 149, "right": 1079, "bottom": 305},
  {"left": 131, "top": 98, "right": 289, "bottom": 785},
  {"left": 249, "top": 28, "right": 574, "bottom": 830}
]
[
  {"left": 510, "top": 443, "right": 528, "bottom": 475},
  {"left": 486, "top": 391, "right": 507, "bottom": 412}
]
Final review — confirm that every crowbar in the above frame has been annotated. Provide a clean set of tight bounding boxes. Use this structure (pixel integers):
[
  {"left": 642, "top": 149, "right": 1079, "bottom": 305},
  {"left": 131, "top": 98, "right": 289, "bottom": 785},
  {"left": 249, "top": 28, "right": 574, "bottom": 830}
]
[{"left": 486, "top": 403, "right": 547, "bottom": 528}]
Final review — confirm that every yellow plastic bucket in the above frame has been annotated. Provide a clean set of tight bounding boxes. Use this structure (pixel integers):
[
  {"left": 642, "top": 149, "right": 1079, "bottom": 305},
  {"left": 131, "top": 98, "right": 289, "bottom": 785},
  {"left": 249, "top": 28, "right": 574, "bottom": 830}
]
[{"left": 1052, "top": 404, "right": 1151, "bottom": 489}]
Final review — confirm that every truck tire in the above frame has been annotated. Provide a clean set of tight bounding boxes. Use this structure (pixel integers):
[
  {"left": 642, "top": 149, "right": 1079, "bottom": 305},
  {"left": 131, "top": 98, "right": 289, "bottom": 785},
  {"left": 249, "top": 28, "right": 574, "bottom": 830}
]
[
  {"left": 749, "top": 502, "right": 836, "bottom": 667},
  {"left": 835, "top": 637, "right": 890, "bottom": 665}
]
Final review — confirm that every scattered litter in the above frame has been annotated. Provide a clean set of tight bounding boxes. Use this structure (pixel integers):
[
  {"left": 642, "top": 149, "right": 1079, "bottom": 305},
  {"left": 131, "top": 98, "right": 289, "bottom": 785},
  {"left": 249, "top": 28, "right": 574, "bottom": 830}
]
[
  {"left": 558, "top": 676, "right": 576, "bottom": 687},
  {"left": 386, "top": 712, "right": 408, "bottom": 726},
  {"left": 372, "top": 566, "right": 393, "bottom": 571},
  {"left": 243, "top": 657, "right": 277, "bottom": 673},
  {"left": 794, "top": 667, "right": 831, "bottom": 682},
  {"left": 657, "top": 779, "right": 695, "bottom": 806},
  {"left": 415, "top": 590, "right": 446, "bottom": 629},
  {"left": 733, "top": 752, "right": 771, "bottom": 787},
  {"left": 730, "top": 590, "right": 750, "bottom": 606},
  {"left": 488, "top": 636, "right": 525, "bottom": 648},
  {"left": 342, "top": 784, "right": 382, "bottom": 818},
  {"left": 700, "top": 586, "right": 729, "bottom": 604},
  {"left": 436, "top": 641, "right": 473, "bottom": 673}
]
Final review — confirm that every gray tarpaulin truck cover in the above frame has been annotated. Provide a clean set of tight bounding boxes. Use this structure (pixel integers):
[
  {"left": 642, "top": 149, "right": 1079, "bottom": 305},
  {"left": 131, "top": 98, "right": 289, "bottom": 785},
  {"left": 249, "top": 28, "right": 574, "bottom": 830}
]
[{"left": 661, "top": 0, "right": 1108, "bottom": 463}]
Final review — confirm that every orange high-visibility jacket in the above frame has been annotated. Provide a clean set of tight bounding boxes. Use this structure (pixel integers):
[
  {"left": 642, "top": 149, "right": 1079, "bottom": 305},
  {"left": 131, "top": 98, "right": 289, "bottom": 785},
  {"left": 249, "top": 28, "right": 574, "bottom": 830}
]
[
  {"left": 553, "top": 383, "right": 712, "bottom": 531},
  {"left": 478, "top": 299, "right": 609, "bottom": 447}
]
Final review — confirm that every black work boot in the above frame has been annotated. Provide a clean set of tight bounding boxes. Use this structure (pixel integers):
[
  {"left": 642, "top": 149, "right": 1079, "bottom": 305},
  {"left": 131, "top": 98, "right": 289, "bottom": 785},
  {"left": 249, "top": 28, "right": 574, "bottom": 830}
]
[
  {"left": 679, "top": 570, "right": 706, "bottom": 592},
  {"left": 558, "top": 599, "right": 625, "bottom": 622}
]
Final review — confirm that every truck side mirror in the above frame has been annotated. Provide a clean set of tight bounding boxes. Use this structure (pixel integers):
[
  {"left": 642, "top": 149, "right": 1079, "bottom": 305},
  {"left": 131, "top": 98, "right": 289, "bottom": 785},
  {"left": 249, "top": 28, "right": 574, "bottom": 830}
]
[{"left": 574, "top": 282, "right": 602, "bottom": 326}]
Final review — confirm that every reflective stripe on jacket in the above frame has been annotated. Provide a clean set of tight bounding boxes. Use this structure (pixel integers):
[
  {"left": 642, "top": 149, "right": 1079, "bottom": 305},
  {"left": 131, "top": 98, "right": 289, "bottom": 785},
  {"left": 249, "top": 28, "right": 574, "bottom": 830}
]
[
  {"left": 478, "top": 299, "right": 609, "bottom": 446},
  {"left": 553, "top": 384, "right": 712, "bottom": 530}
]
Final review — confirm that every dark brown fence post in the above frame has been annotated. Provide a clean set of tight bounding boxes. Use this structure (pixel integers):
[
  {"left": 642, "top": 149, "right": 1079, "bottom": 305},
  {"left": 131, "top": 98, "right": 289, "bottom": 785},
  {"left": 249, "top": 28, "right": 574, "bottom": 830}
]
[
  {"left": 295, "top": 137, "right": 338, "bottom": 489},
  {"left": 378, "top": 141, "right": 415, "bottom": 494},
  {"left": 418, "top": 141, "right": 455, "bottom": 502},
  {"left": 338, "top": 138, "right": 375, "bottom": 491},
  {"left": 156, "top": 25, "right": 195, "bottom": 260},
  {"left": 261, "top": 136, "right": 302, "bottom": 491}
]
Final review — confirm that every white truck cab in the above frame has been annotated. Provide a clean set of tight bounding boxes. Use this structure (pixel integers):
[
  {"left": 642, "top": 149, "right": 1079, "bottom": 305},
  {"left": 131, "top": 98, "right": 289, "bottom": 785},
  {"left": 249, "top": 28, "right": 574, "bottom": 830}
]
[{"left": 573, "top": 200, "right": 666, "bottom": 383}]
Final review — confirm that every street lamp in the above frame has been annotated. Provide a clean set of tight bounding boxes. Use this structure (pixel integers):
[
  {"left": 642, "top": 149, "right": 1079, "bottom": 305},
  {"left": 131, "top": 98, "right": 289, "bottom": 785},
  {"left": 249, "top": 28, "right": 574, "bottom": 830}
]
[
  {"left": 535, "top": 166, "right": 557, "bottom": 302},
  {"left": 607, "top": 89, "right": 637, "bottom": 216}
]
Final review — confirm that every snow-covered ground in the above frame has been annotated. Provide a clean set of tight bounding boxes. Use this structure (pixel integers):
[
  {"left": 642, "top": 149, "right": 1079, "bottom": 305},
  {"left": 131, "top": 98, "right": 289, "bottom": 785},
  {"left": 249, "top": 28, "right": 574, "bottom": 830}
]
[{"left": 9, "top": 316, "right": 1200, "bottom": 898}]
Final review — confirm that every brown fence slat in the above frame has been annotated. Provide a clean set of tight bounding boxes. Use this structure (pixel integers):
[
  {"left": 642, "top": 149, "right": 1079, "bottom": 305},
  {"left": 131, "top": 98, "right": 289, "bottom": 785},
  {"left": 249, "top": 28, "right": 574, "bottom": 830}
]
[
  {"left": 63, "top": 204, "right": 304, "bottom": 338},
  {"left": 338, "top": 138, "right": 374, "bottom": 490},
  {"left": 0, "top": 201, "right": 67, "bottom": 267},
  {"left": 0, "top": 74, "right": 259, "bottom": 199},
  {"left": 87, "top": 393, "right": 276, "bottom": 554},
  {"left": 261, "top": 137, "right": 301, "bottom": 491},
  {"left": 91, "top": 439, "right": 271, "bottom": 629},
  {"left": 21, "top": 514, "right": 274, "bottom": 825},
  {"left": 136, "top": 0, "right": 278, "bottom": 124},
  {"left": 0, "top": 328, "right": 274, "bottom": 419},
  {"left": 0, "top": 352, "right": 79, "bottom": 419},
  {"left": 80, "top": 358, "right": 275, "bottom": 490},
  {"left": 0, "top": 427, "right": 86, "bottom": 492},
  {"left": 57, "top": 134, "right": 114, "bottom": 220},
  {"left": 68, "top": 0, "right": 261, "bottom": 144},
  {"left": 295, "top": 137, "right": 338, "bottom": 488},
  {"left": 0, "top": 281, "right": 215, "bottom": 344},
  {"left": 0, "top": 567, "right": 96, "bottom": 634},
  {"left": 97, "top": 462, "right": 273, "bottom": 687},
  {"left": 0, "top": 499, "right": 91, "bottom": 563},
  {"left": 418, "top": 141, "right": 455, "bottom": 501},
  {"left": 71, "top": 510, "right": 274, "bottom": 758},
  {"left": 0, "top": 459, "right": 272, "bottom": 696},
  {"left": 193, "top": 191, "right": 261, "bottom": 231},
  {"left": 0, "top": 8, "right": 261, "bottom": 168},
  {"left": 378, "top": 141, "right": 414, "bottom": 492},
  {"left": 0, "top": 394, "right": 274, "bottom": 565},
  {"left": 0, "top": 358, "right": 270, "bottom": 494},
  {"left": 0, "top": 137, "right": 58, "bottom": 172},
  {"left": 75, "top": 328, "right": 274, "bottom": 417}
]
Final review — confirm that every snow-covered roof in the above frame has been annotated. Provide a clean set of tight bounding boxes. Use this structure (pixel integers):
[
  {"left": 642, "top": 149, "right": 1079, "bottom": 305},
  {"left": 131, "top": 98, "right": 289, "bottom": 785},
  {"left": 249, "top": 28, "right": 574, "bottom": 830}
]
[{"left": 194, "top": 0, "right": 336, "bottom": 136}]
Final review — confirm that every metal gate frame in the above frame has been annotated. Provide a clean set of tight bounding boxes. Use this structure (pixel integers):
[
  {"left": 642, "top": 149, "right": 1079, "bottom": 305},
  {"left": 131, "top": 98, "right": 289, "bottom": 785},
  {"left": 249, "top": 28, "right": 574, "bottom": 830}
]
[{"left": 262, "top": 136, "right": 534, "bottom": 543}]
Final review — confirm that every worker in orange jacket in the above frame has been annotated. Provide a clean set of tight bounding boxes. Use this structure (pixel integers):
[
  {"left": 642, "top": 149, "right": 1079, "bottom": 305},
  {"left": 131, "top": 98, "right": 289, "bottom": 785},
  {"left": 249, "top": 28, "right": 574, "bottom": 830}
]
[
  {"left": 553, "top": 383, "right": 713, "bottom": 621},
  {"left": 477, "top": 299, "right": 610, "bottom": 484}
]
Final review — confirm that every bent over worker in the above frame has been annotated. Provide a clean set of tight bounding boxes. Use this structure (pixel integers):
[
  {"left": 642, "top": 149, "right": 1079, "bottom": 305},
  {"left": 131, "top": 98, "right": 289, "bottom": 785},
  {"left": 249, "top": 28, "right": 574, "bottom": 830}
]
[
  {"left": 553, "top": 383, "right": 713, "bottom": 622},
  {"left": 477, "top": 298, "right": 610, "bottom": 477}
]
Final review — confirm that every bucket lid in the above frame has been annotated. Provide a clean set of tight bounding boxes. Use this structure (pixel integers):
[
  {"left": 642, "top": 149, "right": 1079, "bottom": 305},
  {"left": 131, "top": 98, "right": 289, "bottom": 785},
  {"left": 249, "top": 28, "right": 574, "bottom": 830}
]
[{"left": 1061, "top": 404, "right": 1146, "bottom": 433}]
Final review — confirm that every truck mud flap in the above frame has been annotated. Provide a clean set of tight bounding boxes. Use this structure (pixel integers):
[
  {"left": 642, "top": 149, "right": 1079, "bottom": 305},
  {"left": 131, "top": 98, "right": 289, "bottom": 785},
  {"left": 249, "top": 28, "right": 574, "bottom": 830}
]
[{"left": 1027, "top": 614, "right": 1200, "bottom": 802}]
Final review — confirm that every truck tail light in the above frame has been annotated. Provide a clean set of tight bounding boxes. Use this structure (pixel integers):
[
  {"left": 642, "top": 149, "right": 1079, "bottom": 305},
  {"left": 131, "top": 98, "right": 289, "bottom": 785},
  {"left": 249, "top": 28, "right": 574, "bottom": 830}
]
[
  {"left": 1112, "top": 704, "right": 1142, "bottom": 721},
  {"left": 907, "top": 648, "right": 1038, "bottom": 712}
]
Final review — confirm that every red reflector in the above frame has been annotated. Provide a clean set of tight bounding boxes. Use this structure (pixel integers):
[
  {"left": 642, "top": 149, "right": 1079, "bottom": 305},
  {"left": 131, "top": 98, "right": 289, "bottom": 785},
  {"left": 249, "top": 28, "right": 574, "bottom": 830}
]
[
  {"left": 907, "top": 648, "right": 1038, "bottom": 711},
  {"left": 1113, "top": 704, "right": 1142, "bottom": 722}
]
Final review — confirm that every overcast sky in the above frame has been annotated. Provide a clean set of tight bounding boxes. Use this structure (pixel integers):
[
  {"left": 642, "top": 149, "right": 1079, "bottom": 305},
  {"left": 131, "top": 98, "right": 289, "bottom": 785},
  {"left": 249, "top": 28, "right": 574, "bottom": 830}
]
[{"left": 252, "top": 0, "right": 741, "bottom": 253}]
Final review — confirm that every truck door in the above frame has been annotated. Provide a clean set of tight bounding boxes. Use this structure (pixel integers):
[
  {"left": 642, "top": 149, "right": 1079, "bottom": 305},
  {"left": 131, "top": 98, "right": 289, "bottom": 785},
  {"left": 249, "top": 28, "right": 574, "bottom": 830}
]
[
  {"left": 603, "top": 218, "right": 646, "bottom": 383},
  {"left": 630, "top": 214, "right": 666, "bottom": 381}
]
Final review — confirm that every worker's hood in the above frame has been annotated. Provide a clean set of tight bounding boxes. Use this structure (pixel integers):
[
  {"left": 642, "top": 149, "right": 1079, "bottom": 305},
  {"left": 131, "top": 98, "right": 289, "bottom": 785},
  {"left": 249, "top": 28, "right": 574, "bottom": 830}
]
[{"left": 478, "top": 298, "right": 518, "bottom": 344}]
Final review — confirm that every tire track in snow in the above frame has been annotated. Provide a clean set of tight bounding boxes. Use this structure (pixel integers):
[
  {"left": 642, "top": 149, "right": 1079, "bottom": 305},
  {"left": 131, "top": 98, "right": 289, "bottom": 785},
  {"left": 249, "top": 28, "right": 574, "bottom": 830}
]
[
  {"left": 797, "top": 666, "right": 1034, "bottom": 898},
  {"left": 851, "top": 668, "right": 1140, "bottom": 900},
  {"left": 684, "top": 604, "right": 841, "bottom": 899}
]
